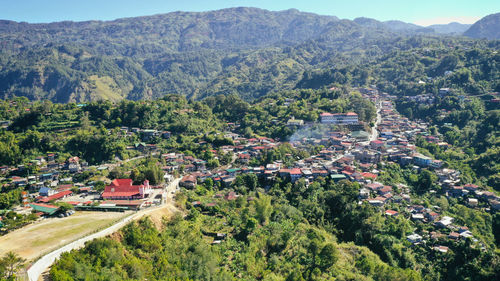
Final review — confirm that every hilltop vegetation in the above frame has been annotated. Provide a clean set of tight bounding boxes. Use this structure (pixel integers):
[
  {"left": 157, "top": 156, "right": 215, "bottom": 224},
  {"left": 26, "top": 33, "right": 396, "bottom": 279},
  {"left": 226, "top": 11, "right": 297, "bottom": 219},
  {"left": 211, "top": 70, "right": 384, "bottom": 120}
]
[{"left": 50, "top": 192, "right": 422, "bottom": 281}]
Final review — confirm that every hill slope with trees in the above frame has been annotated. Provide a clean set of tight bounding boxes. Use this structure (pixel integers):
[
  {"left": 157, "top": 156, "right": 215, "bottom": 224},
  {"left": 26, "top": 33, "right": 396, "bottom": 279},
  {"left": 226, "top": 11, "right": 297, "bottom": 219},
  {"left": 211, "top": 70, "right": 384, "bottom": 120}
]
[{"left": 464, "top": 12, "right": 500, "bottom": 39}]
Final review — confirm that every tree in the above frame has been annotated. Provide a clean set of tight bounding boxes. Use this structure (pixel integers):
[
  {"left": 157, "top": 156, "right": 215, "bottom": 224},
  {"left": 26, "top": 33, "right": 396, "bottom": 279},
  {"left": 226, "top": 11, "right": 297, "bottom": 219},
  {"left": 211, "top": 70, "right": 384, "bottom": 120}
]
[
  {"left": 56, "top": 202, "right": 74, "bottom": 213},
  {"left": 254, "top": 193, "right": 273, "bottom": 225},
  {"left": 81, "top": 111, "right": 91, "bottom": 130},
  {"left": 415, "top": 169, "right": 437, "bottom": 194},
  {"left": 94, "top": 181, "right": 106, "bottom": 192},
  {"left": 0, "top": 252, "right": 26, "bottom": 279},
  {"left": 142, "top": 161, "right": 163, "bottom": 185},
  {"left": 318, "top": 243, "right": 339, "bottom": 270}
]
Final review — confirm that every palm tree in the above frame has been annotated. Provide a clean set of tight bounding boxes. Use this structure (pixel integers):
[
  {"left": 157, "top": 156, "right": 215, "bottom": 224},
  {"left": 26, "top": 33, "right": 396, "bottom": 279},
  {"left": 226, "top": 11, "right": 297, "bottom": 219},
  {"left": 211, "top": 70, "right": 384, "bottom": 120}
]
[{"left": 1, "top": 251, "right": 26, "bottom": 278}]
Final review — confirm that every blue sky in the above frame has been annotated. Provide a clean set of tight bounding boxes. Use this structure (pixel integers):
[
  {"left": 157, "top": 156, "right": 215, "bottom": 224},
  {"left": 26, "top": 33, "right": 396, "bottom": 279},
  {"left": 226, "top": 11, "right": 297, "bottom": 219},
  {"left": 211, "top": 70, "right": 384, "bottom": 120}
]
[{"left": 1, "top": 0, "right": 499, "bottom": 26}]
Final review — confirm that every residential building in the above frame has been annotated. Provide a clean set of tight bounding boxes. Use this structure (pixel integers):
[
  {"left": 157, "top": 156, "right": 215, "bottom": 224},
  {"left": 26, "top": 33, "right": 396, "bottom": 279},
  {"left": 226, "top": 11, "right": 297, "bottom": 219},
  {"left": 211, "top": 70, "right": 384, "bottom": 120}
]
[{"left": 320, "top": 112, "right": 358, "bottom": 125}]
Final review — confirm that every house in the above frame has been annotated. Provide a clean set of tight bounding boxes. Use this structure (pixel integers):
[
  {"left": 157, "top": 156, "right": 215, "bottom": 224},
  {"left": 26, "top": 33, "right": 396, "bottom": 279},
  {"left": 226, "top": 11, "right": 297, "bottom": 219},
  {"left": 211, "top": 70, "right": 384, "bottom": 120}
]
[
  {"left": 449, "top": 186, "right": 465, "bottom": 197},
  {"left": 411, "top": 213, "right": 425, "bottom": 221},
  {"left": 439, "top": 88, "right": 451, "bottom": 95},
  {"left": 225, "top": 191, "right": 237, "bottom": 201},
  {"left": 407, "top": 233, "right": 423, "bottom": 244},
  {"left": 366, "top": 182, "right": 383, "bottom": 190},
  {"left": 367, "top": 196, "right": 386, "bottom": 207},
  {"left": 378, "top": 186, "right": 392, "bottom": 195},
  {"left": 426, "top": 212, "right": 439, "bottom": 222},
  {"left": 467, "top": 198, "right": 478, "bottom": 207},
  {"left": 279, "top": 168, "right": 302, "bottom": 182},
  {"left": 102, "top": 179, "right": 152, "bottom": 200},
  {"left": 67, "top": 163, "right": 81, "bottom": 173},
  {"left": 39, "top": 187, "right": 55, "bottom": 197},
  {"left": 238, "top": 153, "right": 251, "bottom": 164},
  {"left": 436, "top": 216, "right": 454, "bottom": 228},
  {"left": 463, "top": 184, "right": 479, "bottom": 193},
  {"left": 134, "top": 142, "right": 148, "bottom": 152},
  {"left": 350, "top": 131, "right": 371, "bottom": 142},
  {"left": 370, "top": 140, "right": 384, "bottom": 149},
  {"left": 47, "top": 153, "right": 56, "bottom": 162},
  {"left": 359, "top": 188, "right": 370, "bottom": 199},
  {"left": 490, "top": 200, "right": 500, "bottom": 210},
  {"left": 430, "top": 160, "right": 443, "bottom": 169},
  {"left": 102, "top": 200, "right": 146, "bottom": 210},
  {"left": 361, "top": 172, "right": 378, "bottom": 181},
  {"left": 180, "top": 175, "right": 197, "bottom": 189},
  {"left": 287, "top": 117, "right": 304, "bottom": 127},
  {"left": 413, "top": 153, "right": 432, "bottom": 167},
  {"left": 448, "top": 232, "right": 460, "bottom": 240},
  {"left": 385, "top": 210, "right": 398, "bottom": 217},
  {"left": 11, "top": 177, "right": 28, "bottom": 187},
  {"left": 459, "top": 230, "right": 473, "bottom": 239},
  {"left": 433, "top": 246, "right": 449, "bottom": 253},
  {"left": 353, "top": 150, "right": 381, "bottom": 163},
  {"left": 142, "top": 129, "right": 159, "bottom": 141},
  {"left": 37, "top": 190, "right": 73, "bottom": 203}
]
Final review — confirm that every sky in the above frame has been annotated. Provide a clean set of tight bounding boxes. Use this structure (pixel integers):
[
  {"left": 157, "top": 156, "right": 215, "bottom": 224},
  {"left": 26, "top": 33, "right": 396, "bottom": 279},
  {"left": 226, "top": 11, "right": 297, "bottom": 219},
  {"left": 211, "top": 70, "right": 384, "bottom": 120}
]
[{"left": 1, "top": 0, "right": 499, "bottom": 26}]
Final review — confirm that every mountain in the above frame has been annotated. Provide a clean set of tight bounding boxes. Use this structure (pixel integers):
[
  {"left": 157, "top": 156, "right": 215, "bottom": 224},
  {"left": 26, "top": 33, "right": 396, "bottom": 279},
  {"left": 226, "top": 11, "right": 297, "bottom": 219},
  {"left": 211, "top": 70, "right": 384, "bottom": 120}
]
[
  {"left": 428, "top": 22, "right": 471, "bottom": 34},
  {"left": 0, "top": 7, "right": 400, "bottom": 102},
  {"left": 0, "top": 7, "right": 343, "bottom": 54},
  {"left": 464, "top": 12, "right": 500, "bottom": 39},
  {"left": 357, "top": 18, "right": 434, "bottom": 34},
  {"left": 383, "top": 20, "right": 422, "bottom": 31},
  {"left": 0, "top": 7, "right": 486, "bottom": 103}
]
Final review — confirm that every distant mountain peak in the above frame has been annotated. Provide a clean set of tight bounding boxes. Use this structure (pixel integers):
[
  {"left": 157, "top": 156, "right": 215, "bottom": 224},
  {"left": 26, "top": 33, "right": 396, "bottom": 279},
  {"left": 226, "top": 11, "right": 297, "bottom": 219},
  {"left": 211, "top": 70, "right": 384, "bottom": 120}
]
[
  {"left": 464, "top": 12, "right": 500, "bottom": 39},
  {"left": 428, "top": 22, "right": 472, "bottom": 34}
]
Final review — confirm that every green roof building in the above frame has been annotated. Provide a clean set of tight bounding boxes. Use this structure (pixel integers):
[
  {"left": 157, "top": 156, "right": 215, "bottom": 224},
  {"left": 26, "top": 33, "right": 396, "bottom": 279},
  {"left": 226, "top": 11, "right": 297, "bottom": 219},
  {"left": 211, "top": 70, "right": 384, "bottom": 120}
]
[
  {"left": 30, "top": 203, "right": 59, "bottom": 215},
  {"left": 330, "top": 174, "right": 347, "bottom": 182},
  {"left": 350, "top": 130, "right": 371, "bottom": 141}
]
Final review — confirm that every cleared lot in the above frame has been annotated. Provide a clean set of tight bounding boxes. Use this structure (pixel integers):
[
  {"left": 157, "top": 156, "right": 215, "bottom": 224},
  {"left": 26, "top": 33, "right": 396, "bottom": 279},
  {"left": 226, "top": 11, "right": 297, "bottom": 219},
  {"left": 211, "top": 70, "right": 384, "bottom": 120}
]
[{"left": 0, "top": 211, "right": 128, "bottom": 261}]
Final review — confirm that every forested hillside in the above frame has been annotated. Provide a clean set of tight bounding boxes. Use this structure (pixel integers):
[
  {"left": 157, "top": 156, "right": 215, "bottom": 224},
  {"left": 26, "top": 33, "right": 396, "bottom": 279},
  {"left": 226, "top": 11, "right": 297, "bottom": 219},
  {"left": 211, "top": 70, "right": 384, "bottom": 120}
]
[
  {"left": 464, "top": 12, "right": 500, "bottom": 39},
  {"left": 1, "top": 7, "right": 496, "bottom": 102}
]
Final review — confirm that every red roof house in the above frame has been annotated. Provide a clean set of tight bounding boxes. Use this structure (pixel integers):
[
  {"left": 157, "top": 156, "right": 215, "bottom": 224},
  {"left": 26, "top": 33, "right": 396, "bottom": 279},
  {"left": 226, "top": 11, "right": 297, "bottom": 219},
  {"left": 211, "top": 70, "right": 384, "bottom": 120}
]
[
  {"left": 102, "top": 179, "right": 151, "bottom": 200},
  {"left": 37, "top": 190, "right": 73, "bottom": 203}
]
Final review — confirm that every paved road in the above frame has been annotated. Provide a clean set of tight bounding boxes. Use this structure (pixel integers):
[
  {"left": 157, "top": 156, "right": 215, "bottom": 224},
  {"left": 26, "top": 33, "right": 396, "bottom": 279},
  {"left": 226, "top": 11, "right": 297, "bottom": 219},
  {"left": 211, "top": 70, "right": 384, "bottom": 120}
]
[
  {"left": 370, "top": 103, "right": 382, "bottom": 142},
  {"left": 359, "top": 101, "right": 382, "bottom": 146},
  {"left": 27, "top": 178, "right": 180, "bottom": 281}
]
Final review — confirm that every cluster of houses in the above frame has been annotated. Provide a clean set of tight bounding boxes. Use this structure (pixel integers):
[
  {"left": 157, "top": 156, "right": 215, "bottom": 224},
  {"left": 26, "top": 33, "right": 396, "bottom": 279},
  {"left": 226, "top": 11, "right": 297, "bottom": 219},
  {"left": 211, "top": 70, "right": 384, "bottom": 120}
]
[
  {"left": 178, "top": 136, "right": 281, "bottom": 188},
  {"left": 174, "top": 88, "right": 497, "bottom": 251},
  {"left": 406, "top": 211, "right": 478, "bottom": 253},
  {"left": 0, "top": 149, "right": 165, "bottom": 217},
  {"left": 5, "top": 156, "right": 89, "bottom": 193}
]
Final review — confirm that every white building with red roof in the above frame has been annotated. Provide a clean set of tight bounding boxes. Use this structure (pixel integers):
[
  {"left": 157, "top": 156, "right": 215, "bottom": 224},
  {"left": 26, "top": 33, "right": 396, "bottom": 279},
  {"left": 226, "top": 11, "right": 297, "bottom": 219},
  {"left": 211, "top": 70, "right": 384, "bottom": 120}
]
[{"left": 102, "top": 179, "right": 151, "bottom": 200}]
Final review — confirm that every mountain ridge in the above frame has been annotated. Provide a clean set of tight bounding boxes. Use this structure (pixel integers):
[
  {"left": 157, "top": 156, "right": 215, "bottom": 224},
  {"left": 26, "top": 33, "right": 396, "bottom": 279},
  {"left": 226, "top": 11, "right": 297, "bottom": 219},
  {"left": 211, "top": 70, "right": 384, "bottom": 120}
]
[
  {"left": 464, "top": 12, "right": 500, "bottom": 39},
  {"left": 0, "top": 7, "right": 494, "bottom": 103}
]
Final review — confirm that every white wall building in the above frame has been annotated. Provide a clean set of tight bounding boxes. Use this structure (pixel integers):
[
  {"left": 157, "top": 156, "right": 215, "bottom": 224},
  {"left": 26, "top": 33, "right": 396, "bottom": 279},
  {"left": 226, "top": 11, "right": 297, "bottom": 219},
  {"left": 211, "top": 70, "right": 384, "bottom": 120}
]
[{"left": 320, "top": 112, "right": 358, "bottom": 125}]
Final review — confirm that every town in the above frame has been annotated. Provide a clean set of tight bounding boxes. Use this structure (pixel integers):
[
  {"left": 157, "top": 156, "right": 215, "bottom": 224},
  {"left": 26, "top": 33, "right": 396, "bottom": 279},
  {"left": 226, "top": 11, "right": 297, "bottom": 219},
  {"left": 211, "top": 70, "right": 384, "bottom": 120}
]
[{"left": 0, "top": 86, "right": 497, "bottom": 280}]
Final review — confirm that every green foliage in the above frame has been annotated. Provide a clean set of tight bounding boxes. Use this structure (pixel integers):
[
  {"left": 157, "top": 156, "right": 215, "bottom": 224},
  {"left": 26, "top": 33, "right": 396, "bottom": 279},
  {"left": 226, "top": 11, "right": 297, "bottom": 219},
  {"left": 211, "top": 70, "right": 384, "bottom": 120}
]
[
  {"left": 0, "top": 251, "right": 26, "bottom": 279},
  {"left": 0, "top": 189, "right": 22, "bottom": 210},
  {"left": 254, "top": 193, "right": 273, "bottom": 225}
]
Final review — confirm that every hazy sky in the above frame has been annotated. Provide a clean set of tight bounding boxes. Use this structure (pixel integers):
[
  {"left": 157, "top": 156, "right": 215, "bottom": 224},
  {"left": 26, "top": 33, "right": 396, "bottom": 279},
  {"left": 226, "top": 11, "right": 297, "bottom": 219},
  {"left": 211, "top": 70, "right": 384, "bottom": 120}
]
[{"left": 1, "top": 0, "right": 498, "bottom": 26}]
